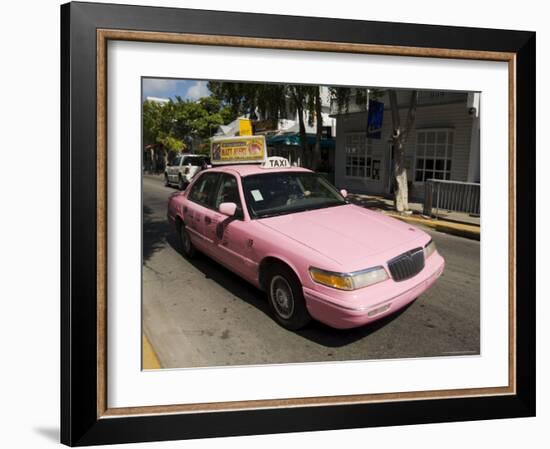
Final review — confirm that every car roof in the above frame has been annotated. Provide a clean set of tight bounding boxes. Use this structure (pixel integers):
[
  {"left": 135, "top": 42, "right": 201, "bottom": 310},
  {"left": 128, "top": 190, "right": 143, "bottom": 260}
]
[
  {"left": 206, "top": 164, "right": 312, "bottom": 177},
  {"left": 179, "top": 153, "right": 207, "bottom": 157}
]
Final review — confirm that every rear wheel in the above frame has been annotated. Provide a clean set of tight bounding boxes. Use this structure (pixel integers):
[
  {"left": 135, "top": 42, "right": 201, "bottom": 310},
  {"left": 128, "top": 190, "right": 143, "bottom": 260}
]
[
  {"left": 266, "top": 264, "right": 311, "bottom": 330},
  {"left": 178, "top": 222, "right": 196, "bottom": 259}
]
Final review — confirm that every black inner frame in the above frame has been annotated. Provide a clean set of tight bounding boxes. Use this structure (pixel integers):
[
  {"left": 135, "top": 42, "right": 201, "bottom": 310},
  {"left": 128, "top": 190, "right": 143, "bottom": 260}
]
[{"left": 61, "top": 2, "right": 536, "bottom": 446}]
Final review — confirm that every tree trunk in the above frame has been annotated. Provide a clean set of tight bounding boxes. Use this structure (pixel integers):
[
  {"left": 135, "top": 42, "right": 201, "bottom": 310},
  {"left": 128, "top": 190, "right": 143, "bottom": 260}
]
[
  {"left": 393, "top": 140, "right": 408, "bottom": 212},
  {"left": 389, "top": 90, "right": 418, "bottom": 213},
  {"left": 312, "top": 88, "right": 323, "bottom": 171},
  {"left": 296, "top": 103, "right": 308, "bottom": 168},
  {"left": 162, "top": 149, "right": 167, "bottom": 173}
]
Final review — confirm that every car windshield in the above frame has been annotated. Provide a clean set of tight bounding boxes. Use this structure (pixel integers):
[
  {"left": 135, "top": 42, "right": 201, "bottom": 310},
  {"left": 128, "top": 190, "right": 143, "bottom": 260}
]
[{"left": 242, "top": 171, "right": 347, "bottom": 219}]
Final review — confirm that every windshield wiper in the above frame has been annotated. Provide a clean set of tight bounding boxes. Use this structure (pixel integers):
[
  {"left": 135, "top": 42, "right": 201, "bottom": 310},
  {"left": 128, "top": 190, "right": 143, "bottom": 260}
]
[
  {"left": 256, "top": 211, "right": 292, "bottom": 219},
  {"left": 295, "top": 202, "right": 347, "bottom": 213},
  {"left": 256, "top": 202, "right": 346, "bottom": 219}
]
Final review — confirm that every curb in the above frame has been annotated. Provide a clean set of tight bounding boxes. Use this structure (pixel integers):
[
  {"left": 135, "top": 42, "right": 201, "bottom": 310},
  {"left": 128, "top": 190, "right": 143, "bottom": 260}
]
[
  {"left": 384, "top": 212, "right": 480, "bottom": 241},
  {"left": 143, "top": 334, "right": 162, "bottom": 369}
]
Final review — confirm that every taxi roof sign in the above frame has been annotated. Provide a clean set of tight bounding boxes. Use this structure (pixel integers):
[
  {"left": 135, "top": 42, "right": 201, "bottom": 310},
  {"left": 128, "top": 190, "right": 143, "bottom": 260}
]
[
  {"left": 261, "top": 156, "right": 291, "bottom": 168},
  {"left": 210, "top": 135, "right": 266, "bottom": 165}
]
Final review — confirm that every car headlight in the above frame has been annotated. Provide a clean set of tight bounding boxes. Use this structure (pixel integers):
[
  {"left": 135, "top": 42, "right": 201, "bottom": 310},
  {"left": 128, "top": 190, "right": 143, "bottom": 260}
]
[
  {"left": 424, "top": 239, "right": 437, "bottom": 259},
  {"left": 309, "top": 266, "right": 388, "bottom": 291}
]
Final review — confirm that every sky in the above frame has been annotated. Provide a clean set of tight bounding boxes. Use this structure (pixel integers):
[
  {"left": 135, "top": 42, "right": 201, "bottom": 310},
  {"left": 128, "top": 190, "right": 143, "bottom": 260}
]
[{"left": 142, "top": 78, "right": 211, "bottom": 101}]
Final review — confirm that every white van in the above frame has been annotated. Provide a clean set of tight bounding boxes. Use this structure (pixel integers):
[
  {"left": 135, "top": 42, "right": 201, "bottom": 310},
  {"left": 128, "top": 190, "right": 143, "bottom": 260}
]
[{"left": 164, "top": 154, "right": 211, "bottom": 190}]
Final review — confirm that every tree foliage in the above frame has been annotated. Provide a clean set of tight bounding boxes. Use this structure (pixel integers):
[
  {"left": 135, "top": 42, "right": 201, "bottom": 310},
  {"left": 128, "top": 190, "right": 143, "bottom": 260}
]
[
  {"left": 142, "top": 96, "right": 232, "bottom": 152},
  {"left": 208, "top": 82, "right": 329, "bottom": 169},
  {"left": 328, "top": 87, "right": 383, "bottom": 114},
  {"left": 158, "top": 135, "right": 185, "bottom": 153},
  {"left": 142, "top": 100, "right": 166, "bottom": 146},
  {"left": 207, "top": 82, "right": 288, "bottom": 121}
]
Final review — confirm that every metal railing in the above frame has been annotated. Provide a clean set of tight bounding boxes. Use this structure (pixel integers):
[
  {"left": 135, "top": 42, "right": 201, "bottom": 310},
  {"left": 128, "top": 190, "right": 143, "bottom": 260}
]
[{"left": 423, "top": 179, "right": 480, "bottom": 217}]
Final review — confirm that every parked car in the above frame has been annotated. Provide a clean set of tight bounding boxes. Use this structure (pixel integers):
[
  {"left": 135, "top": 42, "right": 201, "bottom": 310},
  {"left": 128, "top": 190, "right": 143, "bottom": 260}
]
[
  {"left": 164, "top": 154, "right": 211, "bottom": 190},
  {"left": 167, "top": 161, "right": 445, "bottom": 330}
]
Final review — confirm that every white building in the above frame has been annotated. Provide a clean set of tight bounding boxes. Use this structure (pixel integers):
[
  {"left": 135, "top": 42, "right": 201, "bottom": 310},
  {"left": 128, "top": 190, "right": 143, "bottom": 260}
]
[{"left": 331, "top": 90, "right": 480, "bottom": 202}]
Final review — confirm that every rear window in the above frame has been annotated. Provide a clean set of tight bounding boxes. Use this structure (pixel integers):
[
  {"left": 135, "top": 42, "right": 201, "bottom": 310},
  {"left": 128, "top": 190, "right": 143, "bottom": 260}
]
[{"left": 183, "top": 156, "right": 210, "bottom": 166}]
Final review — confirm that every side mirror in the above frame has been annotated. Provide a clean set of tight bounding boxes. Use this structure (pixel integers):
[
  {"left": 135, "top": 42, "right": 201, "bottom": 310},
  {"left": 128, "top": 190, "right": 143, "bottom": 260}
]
[
  {"left": 340, "top": 189, "right": 348, "bottom": 198},
  {"left": 219, "top": 202, "right": 237, "bottom": 217}
]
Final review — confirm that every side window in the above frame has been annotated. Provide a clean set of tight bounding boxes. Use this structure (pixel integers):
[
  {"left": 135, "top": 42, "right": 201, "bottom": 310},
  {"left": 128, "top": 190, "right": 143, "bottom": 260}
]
[
  {"left": 171, "top": 155, "right": 182, "bottom": 167},
  {"left": 214, "top": 174, "right": 243, "bottom": 216},
  {"left": 188, "top": 173, "right": 220, "bottom": 208},
  {"left": 184, "top": 157, "right": 203, "bottom": 167}
]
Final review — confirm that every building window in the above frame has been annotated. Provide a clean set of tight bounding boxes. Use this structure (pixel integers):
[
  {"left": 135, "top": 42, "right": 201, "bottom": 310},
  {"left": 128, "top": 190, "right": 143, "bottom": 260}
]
[
  {"left": 345, "top": 133, "right": 380, "bottom": 180},
  {"left": 414, "top": 129, "right": 453, "bottom": 182}
]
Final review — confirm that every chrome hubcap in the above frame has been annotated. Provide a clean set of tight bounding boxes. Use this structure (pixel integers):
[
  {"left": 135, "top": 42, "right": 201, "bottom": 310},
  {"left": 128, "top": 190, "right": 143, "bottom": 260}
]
[{"left": 270, "top": 275, "right": 294, "bottom": 319}]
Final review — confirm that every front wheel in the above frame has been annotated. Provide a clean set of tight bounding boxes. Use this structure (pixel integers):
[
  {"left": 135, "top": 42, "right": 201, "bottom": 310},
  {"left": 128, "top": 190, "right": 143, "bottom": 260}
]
[
  {"left": 164, "top": 173, "right": 169, "bottom": 186},
  {"left": 266, "top": 265, "right": 311, "bottom": 330},
  {"left": 178, "top": 223, "right": 196, "bottom": 259}
]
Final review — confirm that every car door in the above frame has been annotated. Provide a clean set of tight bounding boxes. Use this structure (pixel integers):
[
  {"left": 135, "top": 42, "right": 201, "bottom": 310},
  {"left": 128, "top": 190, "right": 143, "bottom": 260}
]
[
  {"left": 184, "top": 171, "right": 221, "bottom": 251},
  {"left": 206, "top": 173, "right": 256, "bottom": 279}
]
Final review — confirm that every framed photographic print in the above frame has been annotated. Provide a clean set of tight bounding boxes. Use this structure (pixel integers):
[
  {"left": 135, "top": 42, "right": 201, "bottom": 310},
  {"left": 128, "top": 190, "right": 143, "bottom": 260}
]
[{"left": 61, "top": 1, "right": 536, "bottom": 446}]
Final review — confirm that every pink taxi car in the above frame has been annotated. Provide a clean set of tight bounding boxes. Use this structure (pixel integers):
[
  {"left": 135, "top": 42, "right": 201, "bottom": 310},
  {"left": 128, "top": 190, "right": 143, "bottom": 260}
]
[{"left": 167, "top": 162, "right": 445, "bottom": 330}]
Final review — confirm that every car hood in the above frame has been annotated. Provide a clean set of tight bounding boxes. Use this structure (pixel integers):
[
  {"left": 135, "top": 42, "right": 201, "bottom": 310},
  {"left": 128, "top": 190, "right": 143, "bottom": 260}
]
[{"left": 257, "top": 204, "right": 426, "bottom": 267}]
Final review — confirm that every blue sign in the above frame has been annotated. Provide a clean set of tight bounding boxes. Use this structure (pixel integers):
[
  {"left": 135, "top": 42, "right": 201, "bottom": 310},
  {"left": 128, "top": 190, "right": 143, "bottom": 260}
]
[{"left": 367, "top": 100, "right": 384, "bottom": 139}]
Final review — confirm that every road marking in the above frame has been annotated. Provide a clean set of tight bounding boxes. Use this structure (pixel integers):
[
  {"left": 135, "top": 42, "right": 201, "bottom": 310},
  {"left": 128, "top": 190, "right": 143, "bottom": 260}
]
[{"left": 143, "top": 333, "right": 162, "bottom": 369}]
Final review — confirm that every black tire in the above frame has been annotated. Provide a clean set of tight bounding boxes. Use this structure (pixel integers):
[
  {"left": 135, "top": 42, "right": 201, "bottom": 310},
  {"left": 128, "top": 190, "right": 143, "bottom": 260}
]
[
  {"left": 178, "top": 175, "right": 187, "bottom": 190},
  {"left": 266, "top": 264, "right": 311, "bottom": 330},
  {"left": 164, "top": 173, "right": 169, "bottom": 187},
  {"left": 178, "top": 222, "right": 196, "bottom": 259}
]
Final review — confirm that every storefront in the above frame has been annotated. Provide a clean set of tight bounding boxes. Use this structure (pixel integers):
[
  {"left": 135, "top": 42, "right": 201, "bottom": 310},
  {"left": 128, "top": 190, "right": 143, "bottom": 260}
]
[{"left": 332, "top": 91, "right": 480, "bottom": 202}]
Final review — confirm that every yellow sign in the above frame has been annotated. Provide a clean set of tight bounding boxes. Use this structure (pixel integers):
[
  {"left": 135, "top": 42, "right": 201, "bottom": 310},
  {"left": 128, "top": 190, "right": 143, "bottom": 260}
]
[
  {"left": 239, "top": 119, "right": 253, "bottom": 136},
  {"left": 211, "top": 136, "right": 267, "bottom": 165}
]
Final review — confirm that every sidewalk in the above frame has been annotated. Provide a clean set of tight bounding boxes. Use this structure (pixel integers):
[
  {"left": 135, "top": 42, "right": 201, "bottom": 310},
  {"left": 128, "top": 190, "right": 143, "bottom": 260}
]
[{"left": 348, "top": 193, "right": 480, "bottom": 241}]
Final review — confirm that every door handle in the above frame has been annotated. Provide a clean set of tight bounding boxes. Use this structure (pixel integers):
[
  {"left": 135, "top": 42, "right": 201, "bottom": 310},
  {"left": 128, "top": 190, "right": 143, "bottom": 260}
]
[{"left": 204, "top": 216, "right": 211, "bottom": 224}]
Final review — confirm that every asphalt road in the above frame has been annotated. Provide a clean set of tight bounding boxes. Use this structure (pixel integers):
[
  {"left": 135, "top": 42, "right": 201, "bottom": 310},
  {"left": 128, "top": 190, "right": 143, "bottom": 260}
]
[{"left": 142, "top": 175, "right": 480, "bottom": 368}]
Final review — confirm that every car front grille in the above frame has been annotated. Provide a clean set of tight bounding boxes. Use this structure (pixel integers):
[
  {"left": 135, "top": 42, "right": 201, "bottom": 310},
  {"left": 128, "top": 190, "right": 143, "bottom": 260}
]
[{"left": 387, "top": 247, "right": 425, "bottom": 282}]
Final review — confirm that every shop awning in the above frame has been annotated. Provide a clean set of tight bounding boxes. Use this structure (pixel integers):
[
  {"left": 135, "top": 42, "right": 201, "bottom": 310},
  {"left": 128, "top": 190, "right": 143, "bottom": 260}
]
[{"left": 266, "top": 133, "right": 335, "bottom": 150}]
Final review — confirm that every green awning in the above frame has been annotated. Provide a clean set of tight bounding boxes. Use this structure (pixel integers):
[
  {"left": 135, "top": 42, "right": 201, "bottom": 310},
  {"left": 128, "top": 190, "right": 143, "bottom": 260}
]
[{"left": 266, "top": 133, "right": 335, "bottom": 150}]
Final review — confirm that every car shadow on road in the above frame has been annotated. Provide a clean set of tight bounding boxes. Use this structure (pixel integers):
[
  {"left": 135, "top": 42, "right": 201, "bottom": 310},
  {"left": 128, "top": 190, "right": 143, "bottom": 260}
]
[
  {"left": 164, "top": 232, "right": 411, "bottom": 348},
  {"left": 294, "top": 304, "right": 412, "bottom": 348},
  {"left": 143, "top": 204, "right": 171, "bottom": 263},
  {"left": 165, "top": 232, "right": 272, "bottom": 312}
]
